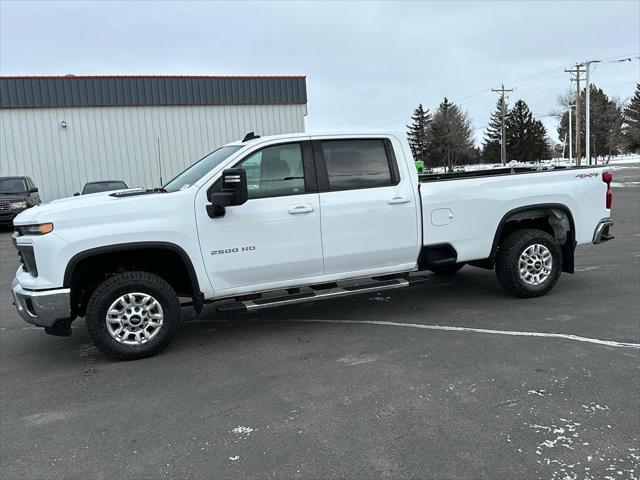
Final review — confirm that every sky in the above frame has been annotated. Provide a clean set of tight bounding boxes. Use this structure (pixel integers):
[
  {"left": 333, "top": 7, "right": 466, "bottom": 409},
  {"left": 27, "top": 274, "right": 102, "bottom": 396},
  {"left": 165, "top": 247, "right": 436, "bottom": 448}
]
[{"left": 1, "top": 0, "right": 639, "bottom": 145}]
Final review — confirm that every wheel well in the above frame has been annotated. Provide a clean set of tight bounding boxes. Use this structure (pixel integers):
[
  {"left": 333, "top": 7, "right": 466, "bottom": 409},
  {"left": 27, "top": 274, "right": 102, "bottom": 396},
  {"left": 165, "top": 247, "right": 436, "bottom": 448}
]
[
  {"left": 487, "top": 205, "right": 576, "bottom": 274},
  {"left": 65, "top": 245, "right": 200, "bottom": 318}
]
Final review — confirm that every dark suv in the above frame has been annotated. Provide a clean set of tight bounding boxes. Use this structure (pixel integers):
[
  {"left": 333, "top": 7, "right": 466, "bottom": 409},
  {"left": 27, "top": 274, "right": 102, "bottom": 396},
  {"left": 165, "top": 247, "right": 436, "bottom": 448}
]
[{"left": 0, "top": 176, "right": 41, "bottom": 227}]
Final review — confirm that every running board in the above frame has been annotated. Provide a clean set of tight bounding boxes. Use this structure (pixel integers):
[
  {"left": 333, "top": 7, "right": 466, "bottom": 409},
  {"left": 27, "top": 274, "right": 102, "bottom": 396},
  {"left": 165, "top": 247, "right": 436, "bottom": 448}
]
[{"left": 217, "top": 278, "right": 409, "bottom": 313}]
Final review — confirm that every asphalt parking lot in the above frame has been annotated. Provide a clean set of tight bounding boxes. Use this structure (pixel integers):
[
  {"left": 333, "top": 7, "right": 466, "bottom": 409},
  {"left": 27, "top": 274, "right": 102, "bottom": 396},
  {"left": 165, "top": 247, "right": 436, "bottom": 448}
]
[{"left": 1, "top": 167, "right": 638, "bottom": 480}]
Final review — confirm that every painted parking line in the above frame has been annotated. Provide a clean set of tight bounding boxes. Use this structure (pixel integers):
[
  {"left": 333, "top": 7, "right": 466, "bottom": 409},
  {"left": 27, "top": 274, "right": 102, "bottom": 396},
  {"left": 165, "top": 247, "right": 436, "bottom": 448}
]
[
  {"left": 274, "top": 319, "right": 640, "bottom": 350},
  {"left": 7, "top": 318, "right": 639, "bottom": 350}
]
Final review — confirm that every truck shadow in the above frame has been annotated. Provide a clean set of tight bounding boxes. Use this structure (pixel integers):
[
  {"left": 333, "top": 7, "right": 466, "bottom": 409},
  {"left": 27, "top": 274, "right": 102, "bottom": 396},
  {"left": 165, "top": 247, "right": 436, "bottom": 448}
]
[{"left": 174, "top": 267, "right": 521, "bottom": 345}]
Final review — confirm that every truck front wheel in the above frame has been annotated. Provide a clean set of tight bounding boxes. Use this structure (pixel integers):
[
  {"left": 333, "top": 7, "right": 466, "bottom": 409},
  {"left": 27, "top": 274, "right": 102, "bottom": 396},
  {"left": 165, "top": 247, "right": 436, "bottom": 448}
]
[
  {"left": 85, "top": 271, "right": 181, "bottom": 360},
  {"left": 495, "top": 229, "right": 562, "bottom": 298}
]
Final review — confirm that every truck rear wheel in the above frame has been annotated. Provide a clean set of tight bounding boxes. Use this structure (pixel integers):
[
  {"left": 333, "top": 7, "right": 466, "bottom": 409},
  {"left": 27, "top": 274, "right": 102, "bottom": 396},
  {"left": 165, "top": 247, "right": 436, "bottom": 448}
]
[
  {"left": 85, "top": 271, "right": 181, "bottom": 360},
  {"left": 495, "top": 229, "right": 562, "bottom": 298}
]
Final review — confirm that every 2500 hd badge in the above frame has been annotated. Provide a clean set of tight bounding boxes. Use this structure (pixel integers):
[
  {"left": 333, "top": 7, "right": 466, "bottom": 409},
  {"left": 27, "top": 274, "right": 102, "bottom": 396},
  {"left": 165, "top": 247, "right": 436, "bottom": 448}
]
[{"left": 211, "top": 245, "right": 256, "bottom": 255}]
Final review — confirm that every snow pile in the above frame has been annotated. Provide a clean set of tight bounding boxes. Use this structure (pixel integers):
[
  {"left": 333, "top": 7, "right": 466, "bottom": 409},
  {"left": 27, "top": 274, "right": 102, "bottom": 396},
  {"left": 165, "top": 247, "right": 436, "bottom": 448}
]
[
  {"left": 422, "top": 153, "right": 640, "bottom": 174},
  {"left": 230, "top": 426, "right": 254, "bottom": 435}
]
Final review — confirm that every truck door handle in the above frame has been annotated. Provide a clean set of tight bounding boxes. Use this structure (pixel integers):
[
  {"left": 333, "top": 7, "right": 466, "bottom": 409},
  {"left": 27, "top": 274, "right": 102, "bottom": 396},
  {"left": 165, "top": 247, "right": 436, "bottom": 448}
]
[
  {"left": 288, "top": 205, "right": 314, "bottom": 214},
  {"left": 387, "top": 196, "right": 411, "bottom": 205}
]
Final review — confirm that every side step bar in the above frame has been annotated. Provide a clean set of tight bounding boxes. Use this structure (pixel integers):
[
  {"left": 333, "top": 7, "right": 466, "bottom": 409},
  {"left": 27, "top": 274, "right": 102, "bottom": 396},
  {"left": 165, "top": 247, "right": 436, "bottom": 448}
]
[{"left": 217, "top": 278, "right": 409, "bottom": 313}]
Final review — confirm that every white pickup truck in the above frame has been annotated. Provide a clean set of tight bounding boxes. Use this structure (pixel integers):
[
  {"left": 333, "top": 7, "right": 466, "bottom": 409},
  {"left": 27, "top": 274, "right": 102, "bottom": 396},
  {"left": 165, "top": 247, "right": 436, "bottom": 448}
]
[{"left": 11, "top": 132, "right": 615, "bottom": 360}]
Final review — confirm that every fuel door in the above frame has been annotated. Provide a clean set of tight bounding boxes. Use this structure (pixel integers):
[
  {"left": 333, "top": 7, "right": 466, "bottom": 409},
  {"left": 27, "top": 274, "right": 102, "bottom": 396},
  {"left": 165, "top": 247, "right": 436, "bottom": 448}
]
[{"left": 431, "top": 208, "right": 454, "bottom": 226}]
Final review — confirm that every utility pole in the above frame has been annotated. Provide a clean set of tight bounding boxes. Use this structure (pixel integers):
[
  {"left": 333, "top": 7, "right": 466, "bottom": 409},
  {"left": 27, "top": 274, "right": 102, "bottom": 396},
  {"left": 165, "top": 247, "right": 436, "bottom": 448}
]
[
  {"left": 492, "top": 84, "right": 513, "bottom": 165},
  {"left": 565, "top": 65, "right": 584, "bottom": 165},
  {"left": 581, "top": 60, "right": 601, "bottom": 165},
  {"left": 568, "top": 105, "right": 575, "bottom": 163}
]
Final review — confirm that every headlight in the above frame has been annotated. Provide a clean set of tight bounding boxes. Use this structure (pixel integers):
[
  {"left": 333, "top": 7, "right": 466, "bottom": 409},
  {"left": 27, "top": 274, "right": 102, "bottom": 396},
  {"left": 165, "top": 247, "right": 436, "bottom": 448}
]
[
  {"left": 10, "top": 201, "right": 27, "bottom": 210},
  {"left": 17, "top": 223, "right": 54, "bottom": 235}
]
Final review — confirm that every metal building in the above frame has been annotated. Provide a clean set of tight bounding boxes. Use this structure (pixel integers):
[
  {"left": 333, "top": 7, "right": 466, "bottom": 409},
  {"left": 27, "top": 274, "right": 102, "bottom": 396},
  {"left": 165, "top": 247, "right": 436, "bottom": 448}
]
[{"left": 0, "top": 75, "right": 307, "bottom": 200}]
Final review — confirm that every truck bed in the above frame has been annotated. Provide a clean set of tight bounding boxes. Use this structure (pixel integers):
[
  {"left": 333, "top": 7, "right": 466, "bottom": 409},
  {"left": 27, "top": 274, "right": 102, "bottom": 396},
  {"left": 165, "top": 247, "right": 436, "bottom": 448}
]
[{"left": 418, "top": 164, "right": 610, "bottom": 263}]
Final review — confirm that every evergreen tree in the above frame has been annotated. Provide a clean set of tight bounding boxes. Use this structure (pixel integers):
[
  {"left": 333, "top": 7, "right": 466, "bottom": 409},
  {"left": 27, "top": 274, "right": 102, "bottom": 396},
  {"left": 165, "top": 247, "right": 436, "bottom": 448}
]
[
  {"left": 623, "top": 83, "right": 640, "bottom": 153},
  {"left": 406, "top": 104, "right": 432, "bottom": 163},
  {"left": 428, "top": 98, "right": 474, "bottom": 172},
  {"left": 556, "top": 85, "right": 625, "bottom": 162},
  {"left": 481, "top": 97, "right": 507, "bottom": 164},
  {"left": 506, "top": 99, "right": 549, "bottom": 162},
  {"left": 588, "top": 85, "right": 623, "bottom": 161}
]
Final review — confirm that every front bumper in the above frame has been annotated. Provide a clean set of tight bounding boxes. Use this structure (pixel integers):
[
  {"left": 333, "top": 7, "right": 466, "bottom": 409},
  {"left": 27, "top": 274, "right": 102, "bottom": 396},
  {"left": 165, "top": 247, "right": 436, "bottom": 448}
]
[
  {"left": 11, "top": 278, "right": 71, "bottom": 327},
  {"left": 593, "top": 218, "right": 615, "bottom": 244}
]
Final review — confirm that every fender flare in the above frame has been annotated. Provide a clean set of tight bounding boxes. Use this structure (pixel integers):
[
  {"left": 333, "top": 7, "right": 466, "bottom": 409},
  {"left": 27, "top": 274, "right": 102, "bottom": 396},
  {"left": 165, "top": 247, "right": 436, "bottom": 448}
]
[
  {"left": 488, "top": 203, "right": 576, "bottom": 272},
  {"left": 63, "top": 241, "right": 204, "bottom": 311}
]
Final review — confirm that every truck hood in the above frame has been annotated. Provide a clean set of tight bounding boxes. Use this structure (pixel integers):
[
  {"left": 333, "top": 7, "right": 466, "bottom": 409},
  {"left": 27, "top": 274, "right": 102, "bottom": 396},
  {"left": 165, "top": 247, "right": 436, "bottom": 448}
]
[{"left": 12, "top": 190, "right": 171, "bottom": 226}]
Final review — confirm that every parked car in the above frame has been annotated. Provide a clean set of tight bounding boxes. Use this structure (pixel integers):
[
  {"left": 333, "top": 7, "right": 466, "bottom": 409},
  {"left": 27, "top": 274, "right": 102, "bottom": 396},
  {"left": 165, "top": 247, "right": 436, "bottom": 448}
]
[
  {"left": 0, "top": 176, "right": 41, "bottom": 227},
  {"left": 10, "top": 132, "right": 614, "bottom": 360},
  {"left": 75, "top": 180, "right": 128, "bottom": 196}
]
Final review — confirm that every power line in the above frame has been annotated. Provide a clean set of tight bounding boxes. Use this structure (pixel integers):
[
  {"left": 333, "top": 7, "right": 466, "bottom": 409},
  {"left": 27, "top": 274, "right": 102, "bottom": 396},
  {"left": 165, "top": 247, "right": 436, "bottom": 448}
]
[{"left": 365, "top": 51, "right": 640, "bottom": 130}]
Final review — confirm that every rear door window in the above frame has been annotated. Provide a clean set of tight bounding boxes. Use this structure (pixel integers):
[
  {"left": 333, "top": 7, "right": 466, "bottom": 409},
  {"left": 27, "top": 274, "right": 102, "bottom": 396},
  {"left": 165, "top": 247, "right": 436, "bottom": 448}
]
[{"left": 320, "top": 139, "right": 393, "bottom": 191}]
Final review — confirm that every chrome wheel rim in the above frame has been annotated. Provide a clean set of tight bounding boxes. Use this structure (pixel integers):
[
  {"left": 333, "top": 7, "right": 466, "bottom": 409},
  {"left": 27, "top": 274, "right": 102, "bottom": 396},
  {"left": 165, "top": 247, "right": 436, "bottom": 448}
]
[
  {"left": 518, "top": 243, "right": 553, "bottom": 286},
  {"left": 105, "top": 292, "right": 164, "bottom": 345}
]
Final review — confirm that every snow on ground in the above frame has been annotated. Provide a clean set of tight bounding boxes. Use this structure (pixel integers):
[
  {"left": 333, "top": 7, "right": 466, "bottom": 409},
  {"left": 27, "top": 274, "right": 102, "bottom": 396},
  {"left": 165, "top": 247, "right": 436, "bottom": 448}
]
[
  {"left": 426, "top": 154, "right": 640, "bottom": 174},
  {"left": 230, "top": 426, "right": 254, "bottom": 435},
  {"left": 611, "top": 181, "right": 640, "bottom": 188}
]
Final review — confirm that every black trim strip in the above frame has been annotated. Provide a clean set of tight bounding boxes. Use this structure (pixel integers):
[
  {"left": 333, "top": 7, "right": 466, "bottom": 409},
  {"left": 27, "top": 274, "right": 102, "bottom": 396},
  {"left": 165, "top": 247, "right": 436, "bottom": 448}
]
[
  {"left": 419, "top": 165, "right": 608, "bottom": 183},
  {"left": 343, "top": 279, "right": 403, "bottom": 291},
  {"left": 488, "top": 203, "right": 576, "bottom": 267},
  {"left": 252, "top": 292, "right": 315, "bottom": 305},
  {"left": 63, "top": 241, "right": 201, "bottom": 298}
]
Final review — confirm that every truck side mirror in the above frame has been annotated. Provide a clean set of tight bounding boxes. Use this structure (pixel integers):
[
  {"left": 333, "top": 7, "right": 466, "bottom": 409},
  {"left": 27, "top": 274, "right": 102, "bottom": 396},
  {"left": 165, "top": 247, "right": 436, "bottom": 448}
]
[
  {"left": 29, "top": 187, "right": 38, "bottom": 193},
  {"left": 207, "top": 168, "right": 248, "bottom": 218}
]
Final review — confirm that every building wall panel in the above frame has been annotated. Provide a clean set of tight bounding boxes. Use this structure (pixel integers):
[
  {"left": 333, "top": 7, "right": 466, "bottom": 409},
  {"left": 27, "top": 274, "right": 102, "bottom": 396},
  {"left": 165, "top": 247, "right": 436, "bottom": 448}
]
[{"left": 0, "top": 104, "right": 306, "bottom": 200}]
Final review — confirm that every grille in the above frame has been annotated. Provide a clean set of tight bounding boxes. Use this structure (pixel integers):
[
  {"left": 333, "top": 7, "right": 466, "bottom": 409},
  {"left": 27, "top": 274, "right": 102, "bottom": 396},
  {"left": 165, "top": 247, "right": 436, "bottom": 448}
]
[
  {"left": 0, "top": 200, "right": 10, "bottom": 212},
  {"left": 17, "top": 245, "right": 38, "bottom": 277}
]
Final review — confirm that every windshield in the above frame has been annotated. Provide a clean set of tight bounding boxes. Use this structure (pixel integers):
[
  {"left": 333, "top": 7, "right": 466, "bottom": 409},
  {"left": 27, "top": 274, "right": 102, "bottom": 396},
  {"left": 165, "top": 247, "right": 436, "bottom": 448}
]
[
  {"left": 163, "top": 146, "right": 243, "bottom": 192},
  {"left": 83, "top": 181, "right": 128, "bottom": 194},
  {"left": 0, "top": 178, "right": 27, "bottom": 194}
]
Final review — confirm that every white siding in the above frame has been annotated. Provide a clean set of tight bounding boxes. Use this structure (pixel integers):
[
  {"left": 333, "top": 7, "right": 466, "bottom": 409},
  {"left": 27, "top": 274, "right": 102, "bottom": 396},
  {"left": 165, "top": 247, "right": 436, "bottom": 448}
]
[{"left": 0, "top": 104, "right": 306, "bottom": 200}]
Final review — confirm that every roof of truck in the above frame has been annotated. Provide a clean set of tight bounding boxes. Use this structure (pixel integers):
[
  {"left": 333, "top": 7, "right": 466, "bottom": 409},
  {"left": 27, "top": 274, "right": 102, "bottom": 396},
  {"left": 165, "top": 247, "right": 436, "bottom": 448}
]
[{"left": 225, "top": 131, "right": 404, "bottom": 146}]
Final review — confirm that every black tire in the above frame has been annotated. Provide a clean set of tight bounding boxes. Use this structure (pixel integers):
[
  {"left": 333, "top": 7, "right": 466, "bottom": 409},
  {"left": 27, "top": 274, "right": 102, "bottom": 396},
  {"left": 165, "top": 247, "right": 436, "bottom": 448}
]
[
  {"left": 495, "top": 228, "right": 562, "bottom": 298},
  {"left": 85, "top": 271, "right": 181, "bottom": 360},
  {"left": 428, "top": 263, "right": 465, "bottom": 275}
]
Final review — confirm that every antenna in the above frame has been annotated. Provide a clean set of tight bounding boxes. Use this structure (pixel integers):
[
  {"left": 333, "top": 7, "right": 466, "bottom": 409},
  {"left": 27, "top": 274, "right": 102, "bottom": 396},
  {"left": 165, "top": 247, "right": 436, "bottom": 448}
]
[
  {"left": 242, "top": 132, "right": 260, "bottom": 142},
  {"left": 157, "top": 137, "right": 163, "bottom": 186}
]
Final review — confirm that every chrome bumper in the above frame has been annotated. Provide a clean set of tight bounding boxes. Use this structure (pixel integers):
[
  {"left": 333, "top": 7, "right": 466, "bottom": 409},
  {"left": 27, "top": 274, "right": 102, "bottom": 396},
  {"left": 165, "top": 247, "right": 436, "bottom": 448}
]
[
  {"left": 593, "top": 218, "right": 615, "bottom": 244},
  {"left": 11, "top": 278, "right": 71, "bottom": 327}
]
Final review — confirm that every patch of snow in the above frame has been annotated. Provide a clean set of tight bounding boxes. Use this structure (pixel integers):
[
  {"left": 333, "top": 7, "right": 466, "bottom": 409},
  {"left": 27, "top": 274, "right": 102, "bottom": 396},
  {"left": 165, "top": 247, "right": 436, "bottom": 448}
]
[
  {"left": 369, "top": 295, "right": 391, "bottom": 302},
  {"left": 581, "top": 403, "right": 610, "bottom": 414},
  {"left": 231, "top": 426, "right": 254, "bottom": 435},
  {"left": 611, "top": 181, "right": 640, "bottom": 188},
  {"left": 229, "top": 456, "right": 239, "bottom": 461},
  {"left": 528, "top": 389, "right": 547, "bottom": 396}
]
